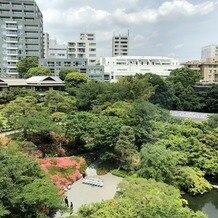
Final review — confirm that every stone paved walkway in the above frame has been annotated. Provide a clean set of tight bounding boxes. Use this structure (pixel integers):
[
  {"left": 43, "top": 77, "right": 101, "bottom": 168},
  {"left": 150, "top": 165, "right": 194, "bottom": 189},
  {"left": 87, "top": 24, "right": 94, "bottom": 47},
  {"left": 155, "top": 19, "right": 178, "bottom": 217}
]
[{"left": 53, "top": 164, "right": 122, "bottom": 218}]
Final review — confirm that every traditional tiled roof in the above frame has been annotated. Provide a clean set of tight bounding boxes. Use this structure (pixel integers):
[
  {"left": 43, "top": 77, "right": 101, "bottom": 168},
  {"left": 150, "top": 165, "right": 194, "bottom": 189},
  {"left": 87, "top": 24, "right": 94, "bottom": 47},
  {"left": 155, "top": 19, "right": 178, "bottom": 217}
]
[{"left": 0, "top": 76, "right": 64, "bottom": 87}]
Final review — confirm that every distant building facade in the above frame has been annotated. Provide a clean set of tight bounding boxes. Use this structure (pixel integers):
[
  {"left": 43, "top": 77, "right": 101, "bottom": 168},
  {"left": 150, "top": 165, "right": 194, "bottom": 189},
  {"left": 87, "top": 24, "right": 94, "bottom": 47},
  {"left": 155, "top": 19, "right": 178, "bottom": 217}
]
[
  {"left": 48, "top": 39, "right": 67, "bottom": 59},
  {"left": 0, "top": 0, "right": 43, "bottom": 77},
  {"left": 68, "top": 33, "right": 97, "bottom": 65},
  {"left": 112, "top": 31, "right": 129, "bottom": 57},
  {"left": 43, "top": 32, "right": 49, "bottom": 58},
  {"left": 201, "top": 45, "right": 218, "bottom": 61},
  {"left": 100, "top": 56, "right": 181, "bottom": 82},
  {"left": 40, "top": 58, "right": 104, "bottom": 81},
  {"left": 183, "top": 57, "right": 218, "bottom": 83}
]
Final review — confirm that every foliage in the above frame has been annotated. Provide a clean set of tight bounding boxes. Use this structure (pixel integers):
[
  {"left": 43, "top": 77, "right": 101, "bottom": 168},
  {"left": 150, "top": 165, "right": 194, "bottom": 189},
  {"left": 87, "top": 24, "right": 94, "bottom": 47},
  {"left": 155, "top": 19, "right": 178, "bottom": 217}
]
[
  {"left": 43, "top": 90, "right": 77, "bottom": 113},
  {"left": 76, "top": 81, "right": 127, "bottom": 111},
  {"left": 111, "top": 169, "right": 129, "bottom": 178},
  {"left": 138, "top": 143, "right": 180, "bottom": 184},
  {"left": 16, "top": 56, "right": 39, "bottom": 78},
  {"left": 25, "top": 66, "right": 51, "bottom": 78},
  {"left": 2, "top": 96, "right": 38, "bottom": 128},
  {"left": 101, "top": 101, "right": 132, "bottom": 118},
  {"left": 145, "top": 73, "right": 174, "bottom": 109},
  {"left": 65, "top": 72, "right": 88, "bottom": 95},
  {"left": 0, "top": 88, "right": 39, "bottom": 104},
  {"left": 65, "top": 112, "right": 123, "bottom": 159},
  {"left": 39, "top": 157, "right": 86, "bottom": 190},
  {"left": 167, "top": 68, "right": 204, "bottom": 111},
  {"left": 204, "top": 84, "right": 218, "bottom": 112},
  {"left": 115, "top": 126, "right": 138, "bottom": 170},
  {"left": 167, "top": 67, "right": 201, "bottom": 87},
  {"left": 200, "top": 128, "right": 218, "bottom": 150},
  {"left": 0, "top": 145, "right": 62, "bottom": 217},
  {"left": 59, "top": 67, "right": 79, "bottom": 81},
  {"left": 117, "top": 74, "right": 153, "bottom": 101},
  {"left": 208, "top": 114, "right": 218, "bottom": 129},
  {"left": 74, "top": 178, "right": 206, "bottom": 218},
  {"left": 176, "top": 167, "right": 212, "bottom": 195},
  {"left": 19, "top": 111, "right": 61, "bottom": 140}
]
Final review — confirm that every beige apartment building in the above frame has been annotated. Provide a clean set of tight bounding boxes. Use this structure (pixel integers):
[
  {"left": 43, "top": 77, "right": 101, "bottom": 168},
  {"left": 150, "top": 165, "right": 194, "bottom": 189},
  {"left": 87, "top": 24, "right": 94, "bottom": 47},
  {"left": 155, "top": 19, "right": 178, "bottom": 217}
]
[{"left": 183, "top": 57, "right": 218, "bottom": 83}]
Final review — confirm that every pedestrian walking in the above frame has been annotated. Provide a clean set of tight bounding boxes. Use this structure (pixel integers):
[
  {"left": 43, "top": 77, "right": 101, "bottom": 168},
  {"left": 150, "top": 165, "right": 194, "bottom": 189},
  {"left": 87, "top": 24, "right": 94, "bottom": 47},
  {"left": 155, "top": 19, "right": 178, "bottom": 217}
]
[
  {"left": 70, "top": 202, "right": 73, "bottom": 214},
  {"left": 64, "top": 196, "right": 69, "bottom": 207}
]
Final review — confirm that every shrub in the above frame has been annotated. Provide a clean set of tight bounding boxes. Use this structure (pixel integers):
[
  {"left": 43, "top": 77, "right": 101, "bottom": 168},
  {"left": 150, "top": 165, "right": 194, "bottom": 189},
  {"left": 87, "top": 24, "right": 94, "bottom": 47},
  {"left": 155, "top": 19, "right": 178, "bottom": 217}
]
[{"left": 111, "top": 169, "right": 129, "bottom": 178}]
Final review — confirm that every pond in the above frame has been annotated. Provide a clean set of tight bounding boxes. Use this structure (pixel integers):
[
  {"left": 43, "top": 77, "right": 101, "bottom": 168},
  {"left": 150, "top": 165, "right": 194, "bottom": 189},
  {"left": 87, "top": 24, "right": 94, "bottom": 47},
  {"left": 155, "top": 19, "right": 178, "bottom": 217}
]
[{"left": 183, "top": 189, "right": 218, "bottom": 218}]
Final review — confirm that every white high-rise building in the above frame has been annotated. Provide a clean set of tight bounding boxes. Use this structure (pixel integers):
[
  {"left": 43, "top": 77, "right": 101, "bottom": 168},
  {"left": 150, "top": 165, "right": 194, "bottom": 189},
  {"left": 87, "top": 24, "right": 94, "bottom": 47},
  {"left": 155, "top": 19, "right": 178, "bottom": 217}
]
[
  {"left": 112, "top": 31, "right": 129, "bottom": 57},
  {"left": 201, "top": 45, "right": 218, "bottom": 61},
  {"left": 48, "top": 39, "right": 67, "bottom": 59},
  {"left": 100, "top": 56, "right": 181, "bottom": 82},
  {"left": 68, "top": 33, "right": 97, "bottom": 65},
  {"left": 0, "top": 0, "right": 43, "bottom": 77}
]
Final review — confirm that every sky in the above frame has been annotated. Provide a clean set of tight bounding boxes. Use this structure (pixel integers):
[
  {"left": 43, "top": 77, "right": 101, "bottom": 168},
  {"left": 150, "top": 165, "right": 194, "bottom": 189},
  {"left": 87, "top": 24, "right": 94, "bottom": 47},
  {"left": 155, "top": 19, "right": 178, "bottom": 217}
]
[{"left": 35, "top": 0, "right": 218, "bottom": 62}]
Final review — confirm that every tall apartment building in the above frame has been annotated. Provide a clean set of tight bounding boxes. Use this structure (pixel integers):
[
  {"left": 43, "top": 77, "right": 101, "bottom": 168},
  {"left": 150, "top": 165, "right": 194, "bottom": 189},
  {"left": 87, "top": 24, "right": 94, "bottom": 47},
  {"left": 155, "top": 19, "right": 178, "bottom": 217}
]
[
  {"left": 0, "top": 0, "right": 43, "bottom": 77},
  {"left": 112, "top": 31, "right": 129, "bottom": 57},
  {"left": 43, "top": 32, "right": 49, "bottom": 58},
  {"left": 48, "top": 39, "right": 67, "bottom": 59},
  {"left": 68, "top": 33, "right": 97, "bottom": 65},
  {"left": 201, "top": 45, "right": 218, "bottom": 61}
]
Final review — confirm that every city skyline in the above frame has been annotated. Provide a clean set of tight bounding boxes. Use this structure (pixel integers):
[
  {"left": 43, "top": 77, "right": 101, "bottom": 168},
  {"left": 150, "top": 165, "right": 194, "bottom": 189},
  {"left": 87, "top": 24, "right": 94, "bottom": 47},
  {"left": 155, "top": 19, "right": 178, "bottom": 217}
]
[{"left": 36, "top": 0, "right": 218, "bottom": 61}]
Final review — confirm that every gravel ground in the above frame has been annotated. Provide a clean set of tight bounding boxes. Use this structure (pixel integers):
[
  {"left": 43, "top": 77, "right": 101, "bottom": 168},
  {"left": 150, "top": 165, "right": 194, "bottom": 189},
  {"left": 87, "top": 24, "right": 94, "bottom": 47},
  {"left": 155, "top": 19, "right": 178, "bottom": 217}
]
[
  {"left": 170, "top": 110, "right": 214, "bottom": 121},
  {"left": 54, "top": 167, "right": 122, "bottom": 218}
]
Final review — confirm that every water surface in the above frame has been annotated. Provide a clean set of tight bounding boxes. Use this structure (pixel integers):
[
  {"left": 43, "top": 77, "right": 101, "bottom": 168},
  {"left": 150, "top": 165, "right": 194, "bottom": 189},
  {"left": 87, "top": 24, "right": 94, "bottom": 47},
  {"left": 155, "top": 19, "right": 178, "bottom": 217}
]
[{"left": 183, "top": 189, "right": 218, "bottom": 218}]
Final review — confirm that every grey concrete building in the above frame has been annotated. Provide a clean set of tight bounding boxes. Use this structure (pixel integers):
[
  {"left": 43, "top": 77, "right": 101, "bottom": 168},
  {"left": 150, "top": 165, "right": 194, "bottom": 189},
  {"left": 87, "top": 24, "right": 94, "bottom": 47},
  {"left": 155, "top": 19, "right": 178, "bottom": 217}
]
[
  {"left": 0, "top": 0, "right": 43, "bottom": 77},
  {"left": 201, "top": 45, "right": 218, "bottom": 61},
  {"left": 48, "top": 39, "right": 67, "bottom": 59},
  {"left": 68, "top": 33, "right": 97, "bottom": 65},
  {"left": 40, "top": 58, "right": 104, "bottom": 81},
  {"left": 112, "top": 31, "right": 129, "bottom": 57}
]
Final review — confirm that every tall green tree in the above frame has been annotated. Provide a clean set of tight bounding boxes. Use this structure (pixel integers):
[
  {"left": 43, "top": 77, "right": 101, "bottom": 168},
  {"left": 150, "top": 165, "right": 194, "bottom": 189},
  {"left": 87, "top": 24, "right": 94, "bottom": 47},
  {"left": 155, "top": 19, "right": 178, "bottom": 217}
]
[
  {"left": 115, "top": 126, "right": 138, "bottom": 170},
  {"left": 167, "top": 68, "right": 204, "bottom": 111},
  {"left": 204, "top": 84, "right": 218, "bottom": 112},
  {"left": 144, "top": 73, "right": 173, "bottom": 109},
  {"left": 16, "top": 56, "right": 39, "bottom": 78}
]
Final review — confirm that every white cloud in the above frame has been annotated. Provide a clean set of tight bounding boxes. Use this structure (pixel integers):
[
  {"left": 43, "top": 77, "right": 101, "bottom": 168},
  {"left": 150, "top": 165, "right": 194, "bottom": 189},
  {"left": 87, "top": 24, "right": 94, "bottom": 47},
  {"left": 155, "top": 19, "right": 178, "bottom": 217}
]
[
  {"left": 34, "top": 0, "right": 217, "bottom": 60},
  {"left": 41, "top": 1, "right": 215, "bottom": 29},
  {"left": 174, "top": 44, "right": 184, "bottom": 49}
]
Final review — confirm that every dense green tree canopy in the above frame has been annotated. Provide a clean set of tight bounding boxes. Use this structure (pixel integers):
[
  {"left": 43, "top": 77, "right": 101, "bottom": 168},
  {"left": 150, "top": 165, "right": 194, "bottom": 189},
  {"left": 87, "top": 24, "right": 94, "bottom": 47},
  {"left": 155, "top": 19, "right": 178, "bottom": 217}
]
[
  {"left": 59, "top": 67, "right": 79, "bottom": 80},
  {"left": 25, "top": 66, "right": 51, "bottom": 78},
  {"left": 0, "top": 145, "right": 62, "bottom": 217},
  {"left": 65, "top": 72, "right": 88, "bottom": 95},
  {"left": 2, "top": 96, "right": 38, "bottom": 127},
  {"left": 43, "top": 90, "right": 77, "bottom": 113},
  {"left": 65, "top": 112, "right": 123, "bottom": 159},
  {"left": 74, "top": 178, "right": 206, "bottom": 218},
  {"left": 16, "top": 56, "right": 39, "bottom": 78}
]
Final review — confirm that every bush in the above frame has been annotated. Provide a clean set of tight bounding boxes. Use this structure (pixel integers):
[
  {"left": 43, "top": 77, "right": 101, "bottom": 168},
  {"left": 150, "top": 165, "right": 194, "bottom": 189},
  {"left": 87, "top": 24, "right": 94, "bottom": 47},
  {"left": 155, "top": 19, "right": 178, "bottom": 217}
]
[
  {"left": 111, "top": 169, "right": 129, "bottom": 178},
  {"left": 96, "top": 166, "right": 110, "bottom": 175}
]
